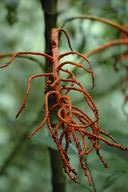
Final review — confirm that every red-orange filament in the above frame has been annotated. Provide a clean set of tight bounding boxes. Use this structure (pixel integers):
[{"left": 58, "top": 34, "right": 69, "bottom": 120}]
[{"left": 0, "top": 28, "right": 128, "bottom": 186}]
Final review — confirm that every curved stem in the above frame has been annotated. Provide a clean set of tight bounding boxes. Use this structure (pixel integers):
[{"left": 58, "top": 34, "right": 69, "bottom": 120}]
[
  {"left": 69, "top": 39, "right": 128, "bottom": 78},
  {"left": 85, "top": 39, "right": 128, "bottom": 57},
  {"left": 62, "top": 15, "right": 128, "bottom": 34},
  {"left": 0, "top": 51, "right": 52, "bottom": 68},
  {"left": 0, "top": 52, "right": 44, "bottom": 69}
]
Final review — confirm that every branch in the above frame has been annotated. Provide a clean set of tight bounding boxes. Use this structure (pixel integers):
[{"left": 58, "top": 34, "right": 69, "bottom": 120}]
[
  {"left": 62, "top": 15, "right": 128, "bottom": 34},
  {"left": 85, "top": 39, "right": 128, "bottom": 57},
  {"left": 67, "top": 39, "right": 128, "bottom": 79},
  {"left": 0, "top": 52, "right": 45, "bottom": 69}
]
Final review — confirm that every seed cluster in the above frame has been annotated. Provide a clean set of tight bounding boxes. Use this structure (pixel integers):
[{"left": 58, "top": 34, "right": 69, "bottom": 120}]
[{"left": 1, "top": 28, "right": 128, "bottom": 185}]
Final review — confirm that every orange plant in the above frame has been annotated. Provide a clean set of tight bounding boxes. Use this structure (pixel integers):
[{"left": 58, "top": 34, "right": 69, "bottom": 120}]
[
  {"left": 79, "top": 22, "right": 128, "bottom": 119},
  {"left": 0, "top": 27, "right": 128, "bottom": 186}
]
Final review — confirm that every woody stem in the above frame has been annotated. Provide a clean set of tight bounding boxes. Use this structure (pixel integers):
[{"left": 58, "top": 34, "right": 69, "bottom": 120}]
[{"left": 40, "top": 1, "right": 66, "bottom": 192}]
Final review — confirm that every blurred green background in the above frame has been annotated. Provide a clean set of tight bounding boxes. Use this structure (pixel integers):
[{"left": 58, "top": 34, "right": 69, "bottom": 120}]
[{"left": 0, "top": 0, "right": 128, "bottom": 191}]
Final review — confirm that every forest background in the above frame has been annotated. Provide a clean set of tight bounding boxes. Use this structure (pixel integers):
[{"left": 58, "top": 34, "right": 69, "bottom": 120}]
[{"left": 0, "top": 0, "right": 128, "bottom": 192}]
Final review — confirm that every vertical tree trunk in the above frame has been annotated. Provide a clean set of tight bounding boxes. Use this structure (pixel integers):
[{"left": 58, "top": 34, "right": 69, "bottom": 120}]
[{"left": 40, "top": 1, "right": 66, "bottom": 192}]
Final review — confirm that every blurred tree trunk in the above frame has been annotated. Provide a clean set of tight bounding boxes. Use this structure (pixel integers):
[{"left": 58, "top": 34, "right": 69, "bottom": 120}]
[{"left": 40, "top": 1, "right": 66, "bottom": 192}]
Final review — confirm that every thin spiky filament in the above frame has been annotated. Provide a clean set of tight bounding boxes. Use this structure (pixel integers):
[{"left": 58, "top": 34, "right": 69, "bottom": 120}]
[{"left": 0, "top": 27, "right": 128, "bottom": 186}]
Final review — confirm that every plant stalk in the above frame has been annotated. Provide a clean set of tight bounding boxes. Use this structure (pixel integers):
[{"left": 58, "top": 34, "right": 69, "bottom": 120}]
[{"left": 40, "top": 1, "right": 66, "bottom": 192}]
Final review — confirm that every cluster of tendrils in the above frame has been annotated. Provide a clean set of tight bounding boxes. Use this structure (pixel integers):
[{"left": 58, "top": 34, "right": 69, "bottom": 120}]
[{"left": 1, "top": 28, "right": 128, "bottom": 186}]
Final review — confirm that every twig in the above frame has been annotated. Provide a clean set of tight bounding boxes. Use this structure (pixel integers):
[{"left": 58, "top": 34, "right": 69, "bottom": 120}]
[
  {"left": 68, "top": 39, "right": 128, "bottom": 79},
  {"left": 0, "top": 52, "right": 44, "bottom": 69},
  {"left": 61, "top": 15, "right": 128, "bottom": 34}
]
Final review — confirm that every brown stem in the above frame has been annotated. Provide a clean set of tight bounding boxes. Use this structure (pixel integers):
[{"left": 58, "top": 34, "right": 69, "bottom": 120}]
[
  {"left": 49, "top": 148, "right": 66, "bottom": 192},
  {"left": 0, "top": 52, "right": 44, "bottom": 69},
  {"left": 40, "top": 1, "right": 66, "bottom": 192},
  {"left": 68, "top": 39, "right": 128, "bottom": 79},
  {"left": 85, "top": 39, "right": 128, "bottom": 57},
  {"left": 62, "top": 15, "right": 128, "bottom": 34}
]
